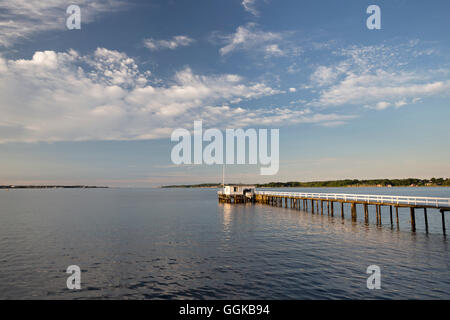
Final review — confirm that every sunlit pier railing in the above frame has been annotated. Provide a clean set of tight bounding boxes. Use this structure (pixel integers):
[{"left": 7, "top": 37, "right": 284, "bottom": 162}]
[{"left": 254, "top": 191, "right": 450, "bottom": 208}]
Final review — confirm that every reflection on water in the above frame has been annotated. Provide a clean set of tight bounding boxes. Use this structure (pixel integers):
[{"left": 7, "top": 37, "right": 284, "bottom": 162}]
[
  {"left": 222, "top": 203, "right": 233, "bottom": 233},
  {"left": 0, "top": 188, "right": 448, "bottom": 299}
]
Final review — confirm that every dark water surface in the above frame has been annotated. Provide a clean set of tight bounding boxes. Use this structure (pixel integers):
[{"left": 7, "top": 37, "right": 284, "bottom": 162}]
[{"left": 0, "top": 187, "right": 448, "bottom": 299}]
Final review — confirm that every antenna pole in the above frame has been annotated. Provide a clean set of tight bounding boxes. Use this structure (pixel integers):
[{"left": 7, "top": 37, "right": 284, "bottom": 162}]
[{"left": 222, "top": 164, "right": 225, "bottom": 188}]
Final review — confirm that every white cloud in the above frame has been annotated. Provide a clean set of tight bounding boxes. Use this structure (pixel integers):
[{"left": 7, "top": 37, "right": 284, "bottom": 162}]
[
  {"left": 242, "top": 0, "right": 258, "bottom": 16},
  {"left": 143, "top": 35, "right": 194, "bottom": 51},
  {"left": 220, "top": 23, "right": 281, "bottom": 56},
  {"left": 0, "top": 48, "right": 355, "bottom": 143},
  {"left": 375, "top": 101, "right": 391, "bottom": 110},
  {"left": 308, "top": 43, "right": 450, "bottom": 108},
  {"left": 197, "top": 106, "right": 357, "bottom": 128},
  {"left": 287, "top": 63, "right": 301, "bottom": 74},
  {"left": 218, "top": 23, "right": 301, "bottom": 58},
  {"left": 313, "top": 71, "right": 450, "bottom": 107},
  {"left": 264, "top": 44, "right": 284, "bottom": 57},
  {"left": 394, "top": 100, "right": 407, "bottom": 108},
  {"left": 0, "top": 0, "right": 127, "bottom": 47},
  {"left": 310, "top": 66, "right": 339, "bottom": 87}
]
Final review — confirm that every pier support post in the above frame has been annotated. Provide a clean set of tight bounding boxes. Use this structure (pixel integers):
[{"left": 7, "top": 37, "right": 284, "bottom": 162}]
[
  {"left": 341, "top": 202, "right": 344, "bottom": 218},
  {"left": 441, "top": 210, "right": 446, "bottom": 235},
  {"left": 311, "top": 200, "right": 315, "bottom": 214},
  {"left": 379, "top": 206, "right": 382, "bottom": 224},
  {"left": 330, "top": 202, "right": 334, "bottom": 216},
  {"left": 375, "top": 205, "right": 379, "bottom": 224},
  {"left": 395, "top": 206, "right": 399, "bottom": 229},
  {"left": 390, "top": 206, "right": 393, "bottom": 226},
  {"left": 364, "top": 204, "right": 368, "bottom": 223},
  {"left": 410, "top": 208, "right": 416, "bottom": 232},
  {"left": 351, "top": 203, "right": 356, "bottom": 221},
  {"left": 321, "top": 201, "right": 323, "bottom": 215},
  {"left": 424, "top": 208, "right": 428, "bottom": 233},
  {"left": 316, "top": 200, "right": 319, "bottom": 213},
  {"left": 327, "top": 201, "right": 330, "bottom": 215}
]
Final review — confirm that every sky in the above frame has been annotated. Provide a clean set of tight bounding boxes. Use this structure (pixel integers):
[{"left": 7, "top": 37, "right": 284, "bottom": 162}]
[{"left": 0, "top": 0, "right": 449, "bottom": 187}]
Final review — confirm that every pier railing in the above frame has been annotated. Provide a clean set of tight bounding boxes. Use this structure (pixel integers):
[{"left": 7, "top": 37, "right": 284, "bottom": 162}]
[{"left": 254, "top": 191, "right": 450, "bottom": 208}]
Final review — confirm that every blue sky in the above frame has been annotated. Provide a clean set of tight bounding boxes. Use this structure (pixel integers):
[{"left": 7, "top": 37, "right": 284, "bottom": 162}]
[{"left": 0, "top": 0, "right": 449, "bottom": 186}]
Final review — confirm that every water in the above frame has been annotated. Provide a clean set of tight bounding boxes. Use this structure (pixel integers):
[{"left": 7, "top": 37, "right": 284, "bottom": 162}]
[{"left": 0, "top": 187, "right": 448, "bottom": 299}]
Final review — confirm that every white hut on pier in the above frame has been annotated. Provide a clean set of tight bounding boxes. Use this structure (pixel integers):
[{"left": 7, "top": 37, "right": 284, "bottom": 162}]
[{"left": 220, "top": 185, "right": 256, "bottom": 197}]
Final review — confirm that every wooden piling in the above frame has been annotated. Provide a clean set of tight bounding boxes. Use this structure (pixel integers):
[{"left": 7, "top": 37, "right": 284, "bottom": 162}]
[
  {"left": 311, "top": 200, "right": 315, "bottom": 214},
  {"left": 441, "top": 210, "right": 446, "bottom": 234},
  {"left": 351, "top": 203, "right": 356, "bottom": 220},
  {"left": 364, "top": 204, "right": 368, "bottom": 223},
  {"left": 321, "top": 201, "right": 323, "bottom": 215},
  {"left": 375, "top": 205, "right": 379, "bottom": 224},
  {"left": 379, "top": 206, "right": 382, "bottom": 224},
  {"left": 390, "top": 206, "right": 393, "bottom": 225},
  {"left": 395, "top": 206, "right": 399, "bottom": 229},
  {"left": 424, "top": 208, "right": 428, "bottom": 233},
  {"left": 330, "top": 202, "right": 334, "bottom": 216},
  {"left": 410, "top": 207, "right": 416, "bottom": 232},
  {"left": 341, "top": 202, "right": 344, "bottom": 218}
]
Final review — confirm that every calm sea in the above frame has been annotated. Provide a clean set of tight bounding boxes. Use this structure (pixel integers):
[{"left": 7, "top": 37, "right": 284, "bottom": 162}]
[{"left": 0, "top": 187, "right": 449, "bottom": 299}]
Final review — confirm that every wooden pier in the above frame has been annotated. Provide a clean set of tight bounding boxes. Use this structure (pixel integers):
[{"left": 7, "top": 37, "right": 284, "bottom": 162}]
[{"left": 218, "top": 190, "right": 450, "bottom": 234}]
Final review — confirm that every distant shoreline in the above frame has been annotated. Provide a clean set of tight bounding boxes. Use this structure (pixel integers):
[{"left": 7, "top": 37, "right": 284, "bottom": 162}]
[
  {"left": 0, "top": 185, "right": 109, "bottom": 189},
  {"left": 162, "top": 178, "right": 450, "bottom": 189},
  {"left": 162, "top": 185, "right": 450, "bottom": 189}
]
